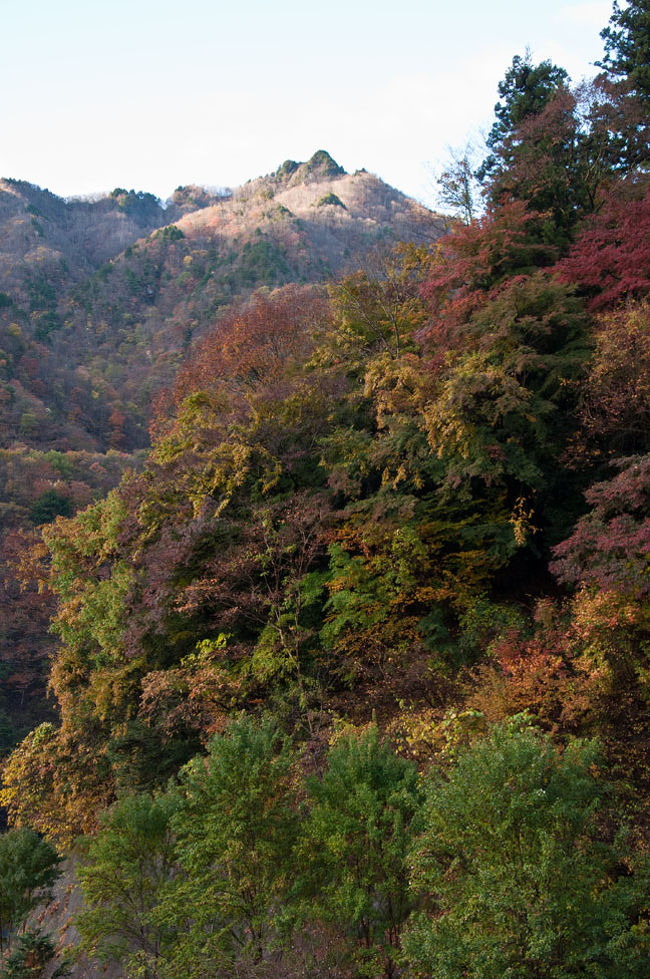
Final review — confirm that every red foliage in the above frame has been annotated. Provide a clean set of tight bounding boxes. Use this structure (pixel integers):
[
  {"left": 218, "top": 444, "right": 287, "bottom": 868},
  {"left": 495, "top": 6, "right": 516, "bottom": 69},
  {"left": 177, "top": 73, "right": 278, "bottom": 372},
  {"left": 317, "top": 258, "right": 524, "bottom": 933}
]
[
  {"left": 419, "top": 201, "right": 558, "bottom": 354},
  {"left": 0, "top": 529, "right": 56, "bottom": 718},
  {"left": 468, "top": 602, "right": 598, "bottom": 732},
  {"left": 108, "top": 407, "right": 126, "bottom": 449},
  {"left": 556, "top": 181, "right": 650, "bottom": 309},
  {"left": 551, "top": 454, "right": 650, "bottom": 596},
  {"left": 488, "top": 84, "right": 608, "bottom": 225}
]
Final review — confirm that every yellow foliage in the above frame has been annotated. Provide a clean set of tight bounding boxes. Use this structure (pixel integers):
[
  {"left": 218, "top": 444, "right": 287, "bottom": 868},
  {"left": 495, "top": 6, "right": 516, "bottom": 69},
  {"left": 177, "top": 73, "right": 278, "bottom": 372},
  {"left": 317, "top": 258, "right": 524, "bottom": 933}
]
[
  {"left": 387, "top": 706, "right": 487, "bottom": 767},
  {"left": 0, "top": 723, "right": 113, "bottom": 848}
]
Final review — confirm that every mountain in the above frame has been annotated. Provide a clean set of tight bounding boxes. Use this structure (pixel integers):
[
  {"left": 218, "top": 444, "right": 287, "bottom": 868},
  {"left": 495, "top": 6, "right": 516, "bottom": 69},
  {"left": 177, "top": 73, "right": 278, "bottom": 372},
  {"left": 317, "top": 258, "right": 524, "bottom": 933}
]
[
  {"left": 0, "top": 152, "right": 444, "bottom": 453},
  {"left": 175, "top": 150, "right": 442, "bottom": 275}
]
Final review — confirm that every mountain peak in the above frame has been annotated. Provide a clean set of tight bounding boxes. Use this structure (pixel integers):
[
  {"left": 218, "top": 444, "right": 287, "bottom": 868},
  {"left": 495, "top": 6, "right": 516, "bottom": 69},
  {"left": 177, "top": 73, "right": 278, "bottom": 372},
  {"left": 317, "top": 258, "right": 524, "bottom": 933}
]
[
  {"left": 274, "top": 150, "right": 346, "bottom": 187},
  {"left": 302, "top": 150, "right": 346, "bottom": 178}
]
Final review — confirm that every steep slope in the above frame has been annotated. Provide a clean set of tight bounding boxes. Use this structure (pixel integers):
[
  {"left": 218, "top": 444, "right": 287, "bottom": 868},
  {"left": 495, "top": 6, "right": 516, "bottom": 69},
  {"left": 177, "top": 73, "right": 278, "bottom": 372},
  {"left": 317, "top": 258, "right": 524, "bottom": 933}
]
[{"left": 0, "top": 153, "right": 445, "bottom": 756}]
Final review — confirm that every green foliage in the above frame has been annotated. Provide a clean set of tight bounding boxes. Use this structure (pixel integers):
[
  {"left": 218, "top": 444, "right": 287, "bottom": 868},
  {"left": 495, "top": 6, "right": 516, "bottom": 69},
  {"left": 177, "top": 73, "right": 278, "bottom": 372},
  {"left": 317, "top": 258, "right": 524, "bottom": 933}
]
[
  {"left": 28, "top": 489, "right": 72, "bottom": 525},
  {"left": 275, "top": 159, "right": 299, "bottom": 179},
  {"left": 157, "top": 715, "right": 298, "bottom": 976},
  {"left": 303, "top": 150, "right": 345, "bottom": 178},
  {"left": 44, "top": 489, "right": 131, "bottom": 666},
  {"left": 316, "top": 192, "right": 346, "bottom": 209},
  {"left": 24, "top": 273, "right": 57, "bottom": 313},
  {"left": 152, "top": 225, "right": 185, "bottom": 242},
  {"left": 76, "top": 793, "right": 179, "bottom": 974},
  {"left": 327, "top": 250, "right": 428, "bottom": 363},
  {"left": 321, "top": 528, "right": 433, "bottom": 680},
  {"left": 297, "top": 725, "right": 423, "bottom": 977},
  {"left": 599, "top": 0, "right": 650, "bottom": 102},
  {"left": 479, "top": 51, "right": 569, "bottom": 187},
  {"left": 405, "top": 722, "right": 650, "bottom": 977},
  {"left": 238, "top": 236, "right": 291, "bottom": 286},
  {"left": 424, "top": 269, "right": 590, "bottom": 554},
  {"left": 105, "top": 719, "right": 200, "bottom": 793},
  {"left": 110, "top": 189, "right": 163, "bottom": 223},
  {"left": 452, "top": 595, "right": 526, "bottom": 664},
  {"left": 3, "top": 929, "right": 70, "bottom": 978},
  {"left": 0, "top": 828, "right": 61, "bottom": 955}
]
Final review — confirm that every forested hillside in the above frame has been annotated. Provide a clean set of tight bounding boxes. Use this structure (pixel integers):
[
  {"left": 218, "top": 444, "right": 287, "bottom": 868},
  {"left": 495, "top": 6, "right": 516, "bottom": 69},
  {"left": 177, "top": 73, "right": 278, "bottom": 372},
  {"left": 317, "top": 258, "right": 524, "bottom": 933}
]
[
  {"left": 0, "top": 1, "right": 649, "bottom": 976},
  {"left": 0, "top": 154, "right": 443, "bottom": 763}
]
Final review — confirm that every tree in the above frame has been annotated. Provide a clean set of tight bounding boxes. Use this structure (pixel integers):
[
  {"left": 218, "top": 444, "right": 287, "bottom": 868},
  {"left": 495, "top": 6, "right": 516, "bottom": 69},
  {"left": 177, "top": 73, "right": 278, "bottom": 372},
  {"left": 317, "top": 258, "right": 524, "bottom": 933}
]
[
  {"left": 556, "top": 180, "right": 650, "bottom": 310},
  {"left": 405, "top": 722, "right": 650, "bottom": 978},
  {"left": 76, "top": 793, "right": 179, "bottom": 979},
  {"left": 435, "top": 146, "right": 481, "bottom": 224},
  {"left": 156, "top": 716, "right": 298, "bottom": 977},
  {"left": 492, "top": 84, "right": 612, "bottom": 239},
  {"left": 422, "top": 267, "right": 590, "bottom": 556},
  {"left": 28, "top": 488, "right": 73, "bottom": 525},
  {"left": 297, "top": 725, "right": 423, "bottom": 978},
  {"left": 596, "top": 0, "right": 650, "bottom": 171},
  {"left": 599, "top": 0, "right": 650, "bottom": 103},
  {"left": 466, "top": 601, "right": 599, "bottom": 734},
  {"left": 158, "top": 284, "right": 330, "bottom": 423},
  {"left": 0, "top": 720, "right": 114, "bottom": 848},
  {"left": 0, "top": 828, "right": 61, "bottom": 957},
  {"left": 551, "top": 454, "right": 650, "bottom": 598},
  {"left": 571, "top": 299, "right": 650, "bottom": 458},
  {"left": 3, "top": 929, "right": 71, "bottom": 978},
  {"left": 326, "top": 247, "right": 428, "bottom": 365},
  {"left": 479, "top": 51, "right": 569, "bottom": 190}
]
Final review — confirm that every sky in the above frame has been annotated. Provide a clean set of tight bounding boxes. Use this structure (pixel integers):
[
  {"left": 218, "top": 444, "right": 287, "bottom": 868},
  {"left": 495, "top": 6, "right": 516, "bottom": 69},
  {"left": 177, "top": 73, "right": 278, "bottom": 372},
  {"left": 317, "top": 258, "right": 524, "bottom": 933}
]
[{"left": 1, "top": 0, "right": 613, "bottom": 207}]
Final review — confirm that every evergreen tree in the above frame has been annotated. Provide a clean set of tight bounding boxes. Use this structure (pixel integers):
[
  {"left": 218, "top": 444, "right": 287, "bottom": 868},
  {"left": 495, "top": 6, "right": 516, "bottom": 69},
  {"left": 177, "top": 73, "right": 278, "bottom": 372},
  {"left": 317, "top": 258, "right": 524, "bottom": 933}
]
[
  {"left": 597, "top": 0, "right": 650, "bottom": 171},
  {"left": 599, "top": 0, "right": 650, "bottom": 101},
  {"left": 478, "top": 51, "right": 569, "bottom": 189}
]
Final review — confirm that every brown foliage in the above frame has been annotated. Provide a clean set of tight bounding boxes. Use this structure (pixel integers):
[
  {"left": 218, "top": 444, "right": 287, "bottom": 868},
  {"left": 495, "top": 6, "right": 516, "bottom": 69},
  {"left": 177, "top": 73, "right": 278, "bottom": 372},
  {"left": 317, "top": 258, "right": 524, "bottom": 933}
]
[
  {"left": 152, "top": 284, "right": 332, "bottom": 435},
  {"left": 573, "top": 300, "right": 650, "bottom": 459}
]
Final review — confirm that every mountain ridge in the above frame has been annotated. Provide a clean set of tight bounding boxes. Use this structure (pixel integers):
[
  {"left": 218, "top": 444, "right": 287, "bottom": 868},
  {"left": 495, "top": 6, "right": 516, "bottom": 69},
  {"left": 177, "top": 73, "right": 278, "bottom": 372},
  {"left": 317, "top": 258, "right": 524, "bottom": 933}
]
[{"left": 0, "top": 151, "right": 445, "bottom": 453}]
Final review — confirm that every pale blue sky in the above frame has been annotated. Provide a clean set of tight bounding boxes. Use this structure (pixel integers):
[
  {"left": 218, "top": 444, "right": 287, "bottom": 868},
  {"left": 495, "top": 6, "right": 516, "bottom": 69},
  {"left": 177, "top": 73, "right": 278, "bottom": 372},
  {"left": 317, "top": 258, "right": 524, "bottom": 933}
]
[{"left": 1, "top": 0, "right": 612, "bottom": 204}]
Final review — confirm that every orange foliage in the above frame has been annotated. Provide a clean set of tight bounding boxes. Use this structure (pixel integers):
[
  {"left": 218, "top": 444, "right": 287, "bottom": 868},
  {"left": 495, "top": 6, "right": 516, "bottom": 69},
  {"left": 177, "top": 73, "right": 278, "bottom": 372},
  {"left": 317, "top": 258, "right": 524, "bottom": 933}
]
[
  {"left": 467, "top": 602, "right": 603, "bottom": 732},
  {"left": 151, "top": 284, "right": 331, "bottom": 436},
  {"left": 0, "top": 721, "right": 113, "bottom": 847}
]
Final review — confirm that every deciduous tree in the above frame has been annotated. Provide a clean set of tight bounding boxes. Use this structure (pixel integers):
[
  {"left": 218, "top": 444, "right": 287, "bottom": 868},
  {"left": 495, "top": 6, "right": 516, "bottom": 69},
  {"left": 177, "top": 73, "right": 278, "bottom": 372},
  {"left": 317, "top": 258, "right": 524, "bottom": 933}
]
[{"left": 405, "top": 722, "right": 650, "bottom": 978}]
